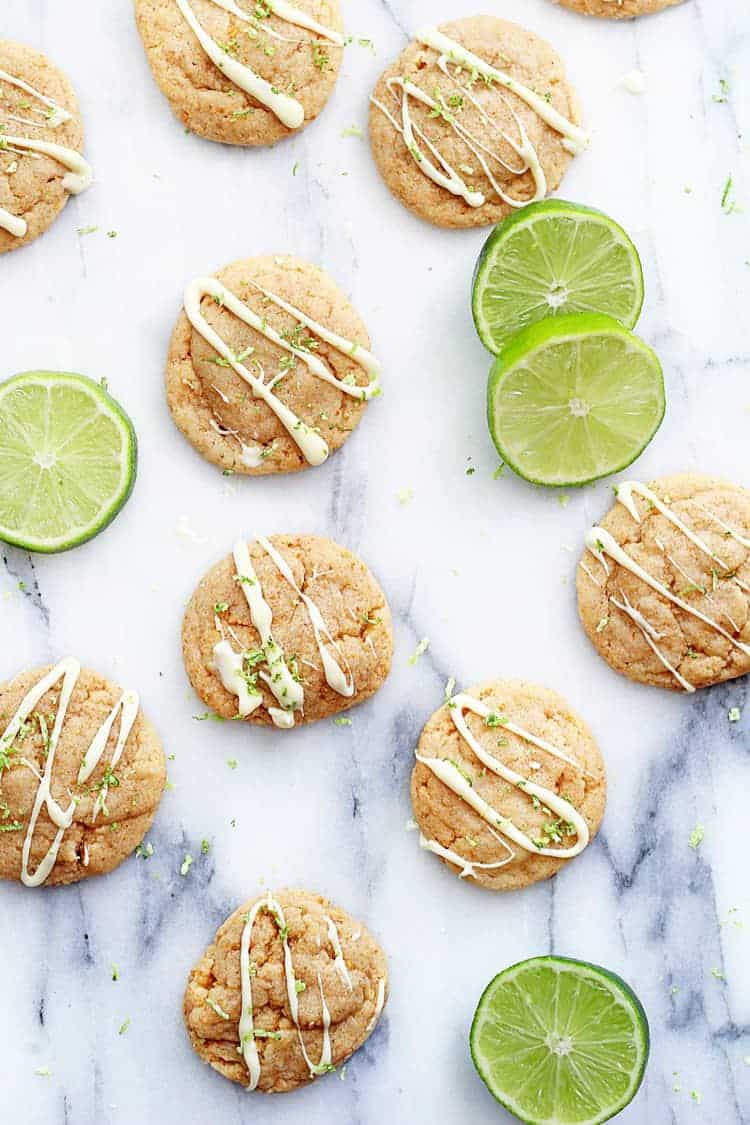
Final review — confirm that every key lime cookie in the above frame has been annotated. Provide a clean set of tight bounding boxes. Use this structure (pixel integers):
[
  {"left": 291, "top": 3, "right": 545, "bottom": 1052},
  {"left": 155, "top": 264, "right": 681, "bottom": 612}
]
[
  {"left": 166, "top": 255, "right": 381, "bottom": 474},
  {"left": 368, "top": 17, "right": 586, "bottom": 229},
  {"left": 0, "top": 659, "right": 166, "bottom": 887},
  {"left": 134, "top": 0, "right": 344, "bottom": 145},
  {"left": 578, "top": 474, "right": 750, "bottom": 692},
  {"left": 0, "top": 41, "right": 92, "bottom": 253},
  {"left": 411, "top": 679, "right": 606, "bottom": 891},
  {"left": 183, "top": 534, "right": 393, "bottom": 726},
  {"left": 184, "top": 888, "right": 388, "bottom": 1091},
  {"left": 557, "top": 0, "right": 683, "bottom": 18}
]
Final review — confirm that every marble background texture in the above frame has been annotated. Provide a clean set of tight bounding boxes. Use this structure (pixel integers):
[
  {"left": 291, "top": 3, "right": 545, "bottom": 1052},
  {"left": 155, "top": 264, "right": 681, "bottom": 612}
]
[{"left": 2, "top": 0, "right": 749, "bottom": 1122}]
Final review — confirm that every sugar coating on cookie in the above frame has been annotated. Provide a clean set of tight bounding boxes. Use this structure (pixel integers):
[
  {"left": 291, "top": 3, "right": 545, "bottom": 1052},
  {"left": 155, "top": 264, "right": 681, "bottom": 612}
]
[
  {"left": 556, "top": 0, "right": 683, "bottom": 18},
  {"left": 183, "top": 534, "right": 393, "bottom": 726},
  {"left": 0, "top": 660, "right": 166, "bottom": 887},
  {"left": 0, "top": 41, "right": 92, "bottom": 253},
  {"left": 578, "top": 474, "right": 750, "bottom": 692},
  {"left": 368, "top": 17, "right": 585, "bottom": 230},
  {"left": 411, "top": 679, "right": 606, "bottom": 891},
  {"left": 134, "top": 0, "right": 344, "bottom": 145},
  {"left": 184, "top": 888, "right": 388, "bottom": 1091},
  {"left": 166, "top": 255, "right": 381, "bottom": 475}
]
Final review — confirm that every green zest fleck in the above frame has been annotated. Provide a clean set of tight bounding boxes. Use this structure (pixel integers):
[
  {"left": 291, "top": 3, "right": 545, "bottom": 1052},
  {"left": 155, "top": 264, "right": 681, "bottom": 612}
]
[
  {"left": 180, "top": 853, "right": 193, "bottom": 876},
  {"left": 445, "top": 758, "right": 473, "bottom": 787},
  {"left": 408, "top": 637, "right": 430, "bottom": 665},
  {"left": 112, "top": 964, "right": 119, "bottom": 981},
  {"left": 341, "top": 124, "right": 363, "bottom": 139},
  {"left": 206, "top": 997, "right": 231, "bottom": 1019},
  {"left": 689, "top": 824, "right": 705, "bottom": 849},
  {"left": 728, "top": 707, "right": 741, "bottom": 722},
  {"left": 135, "top": 841, "right": 154, "bottom": 859},
  {"left": 333, "top": 717, "right": 352, "bottom": 727},
  {"left": 485, "top": 712, "right": 508, "bottom": 728},
  {"left": 118, "top": 1018, "right": 130, "bottom": 1036}
]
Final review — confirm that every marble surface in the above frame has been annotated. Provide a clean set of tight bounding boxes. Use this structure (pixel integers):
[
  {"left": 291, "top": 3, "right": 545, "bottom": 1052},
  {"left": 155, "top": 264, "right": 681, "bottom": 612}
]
[{"left": 2, "top": 0, "right": 750, "bottom": 1121}]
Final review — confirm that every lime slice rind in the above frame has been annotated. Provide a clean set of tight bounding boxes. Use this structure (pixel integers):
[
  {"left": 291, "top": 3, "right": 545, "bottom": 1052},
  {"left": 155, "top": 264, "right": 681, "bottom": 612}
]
[
  {"left": 487, "top": 313, "right": 664, "bottom": 488},
  {"left": 0, "top": 371, "right": 137, "bottom": 553},
  {"left": 470, "top": 956, "right": 650, "bottom": 1125},
  {"left": 472, "top": 200, "right": 645, "bottom": 356}
]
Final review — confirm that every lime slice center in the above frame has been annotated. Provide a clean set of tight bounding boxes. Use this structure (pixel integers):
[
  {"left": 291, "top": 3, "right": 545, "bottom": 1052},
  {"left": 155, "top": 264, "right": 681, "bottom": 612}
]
[
  {"left": 34, "top": 450, "right": 57, "bottom": 469},
  {"left": 545, "top": 282, "right": 570, "bottom": 310},
  {"left": 546, "top": 1031, "right": 574, "bottom": 1057},
  {"left": 568, "top": 397, "right": 590, "bottom": 418}
]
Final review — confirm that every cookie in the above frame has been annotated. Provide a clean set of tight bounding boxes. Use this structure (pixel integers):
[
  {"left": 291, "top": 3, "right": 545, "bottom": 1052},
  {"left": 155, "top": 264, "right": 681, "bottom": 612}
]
[
  {"left": 0, "top": 41, "right": 92, "bottom": 253},
  {"left": 556, "top": 0, "right": 683, "bottom": 18},
  {"left": 411, "top": 679, "right": 606, "bottom": 891},
  {"left": 183, "top": 534, "right": 393, "bottom": 726},
  {"left": 166, "top": 255, "right": 381, "bottom": 475},
  {"left": 184, "top": 888, "right": 388, "bottom": 1091},
  {"left": 0, "top": 659, "right": 166, "bottom": 887},
  {"left": 134, "top": 0, "right": 344, "bottom": 145},
  {"left": 368, "top": 17, "right": 586, "bottom": 229},
  {"left": 577, "top": 474, "right": 750, "bottom": 692}
]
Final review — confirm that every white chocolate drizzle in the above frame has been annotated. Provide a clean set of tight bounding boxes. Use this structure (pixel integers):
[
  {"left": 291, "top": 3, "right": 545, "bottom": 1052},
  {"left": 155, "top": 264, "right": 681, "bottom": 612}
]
[
  {"left": 213, "top": 536, "right": 354, "bottom": 726},
  {"left": 0, "top": 70, "right": 92, "bottom": 238},
  {"left": 416, "top": 690, "right": 589, "bottom": 879},
  {"left": 370, "top": 25, "right": 587, "bottom": 211},
  {"left": 0, "top": 658, "right": 139, "bottom": 886},
  {"left": 582, "top": 480, "right": 750, "bottom": 692},
  {"left": 183, "top": 276, "right": 381, "bottom": 468},
  {"left": 238, "top": 892, "right": 382, "bottom": 1088},
  {"left": 173, "top": 0, "right": 343, "bottom": 129}
]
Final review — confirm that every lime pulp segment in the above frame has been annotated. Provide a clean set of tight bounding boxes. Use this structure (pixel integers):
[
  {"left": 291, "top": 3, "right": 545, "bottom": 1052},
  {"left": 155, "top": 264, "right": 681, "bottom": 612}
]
[
  {"left": 0, "top": 371, "right": 137, "bottom": 553},
  {"left": 472, "top": 200, "right": 644, "bottom": 356},
  {"left": 486, "top": 313, "right": 664, "bottom": 488},
  {"left": 470, "top": 956, "right": 650, "bottom": 1125}
]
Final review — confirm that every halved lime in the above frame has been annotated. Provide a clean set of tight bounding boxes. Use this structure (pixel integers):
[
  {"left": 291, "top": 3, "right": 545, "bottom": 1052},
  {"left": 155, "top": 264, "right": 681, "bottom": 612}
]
[
  {"left": 472, "top": 201, "right": 644, "bottom": 355},
  {"left": 470, "top": 956, "right": 650, "bottom": 1125},
  {"left": 487, "top": 313, "right": 664, "bottom": 488},
  {"left": 0, "top": 371, "right": 137, "bottom": 553}
]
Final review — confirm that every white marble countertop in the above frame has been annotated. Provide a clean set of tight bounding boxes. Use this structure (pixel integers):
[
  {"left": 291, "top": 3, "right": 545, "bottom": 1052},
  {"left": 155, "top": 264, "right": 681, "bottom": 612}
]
[{"left": 3, "top": 0, "right": 749, "bottom": 1122}]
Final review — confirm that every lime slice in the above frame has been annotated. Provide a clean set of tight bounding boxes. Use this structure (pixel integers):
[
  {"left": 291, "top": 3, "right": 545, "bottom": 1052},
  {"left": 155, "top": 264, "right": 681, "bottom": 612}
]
[
  {"left": 472, "top": 200, "right": 644, "bottom": 355},
  {"left": 0, "top": 370, "right": 137, "bottom": 553},
  {"left": 470, "top": 956, "right": 650, "bottom": 1125},
  {"left": 487, "top": 313, "right": 664, "bottom": 487}
]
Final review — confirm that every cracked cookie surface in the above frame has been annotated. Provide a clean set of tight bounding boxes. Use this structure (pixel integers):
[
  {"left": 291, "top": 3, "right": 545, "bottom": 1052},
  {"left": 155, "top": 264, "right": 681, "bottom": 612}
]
[
  {"left": 134, "top": 0, "right": 343, "bottom": 145},
  {"left": 0, "top": 41, "right": 85, "bottom": 254},
  {"left": 368, "top": 16, "right": 581, "bottom": 229},
  {"left": 183, "top": 534, "right": 393, "bottom": 725},
  {"left": 166, "top": 255, "right": 375, "bottom": 475},
  {"left": 184, "top": 887, "right": 388, "bottom": 1092},
  {"left": 411, "top": 679, "right": 606, "bottom": 891},
  {"left": 556, "top": 0, "right": 682, "bottom": 18},
  {"left": 577, "top": 473, "right": 750, "bottom": 691},
  {"left": 0, "top": 664, "right": 166, "bottom": 886}
]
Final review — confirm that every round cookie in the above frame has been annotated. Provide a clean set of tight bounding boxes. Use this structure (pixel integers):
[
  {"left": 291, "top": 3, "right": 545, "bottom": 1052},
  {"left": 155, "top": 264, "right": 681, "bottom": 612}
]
[
  {"left": 0, "top": 659, "right": 166, "bottom": 887},
  {"left": 411, "top": 679, "right": 606, "bottom": 891},
  {"left": 556, "top": 0, "right": 683, "bottom": 18},
  {"left": 184, "top": 888, "right": 388, "bottom": 1091},
  {"left": 166, "top": 255, "right": 380, "bottom": 475},
  {"left": 0, "top": 41, "right": 90, "bottom": 254},
  {"left": 183, "top": 534, "right": 393, "bottom": 726},
  {"left": 577, "top": 473, "right": 750, "bottom": 692},
  {"left": 368, "top": 17, "right": 585, "bottom": 229},
  {"left": 134, "top": 0, "right": 344, "bottom": 146}
]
